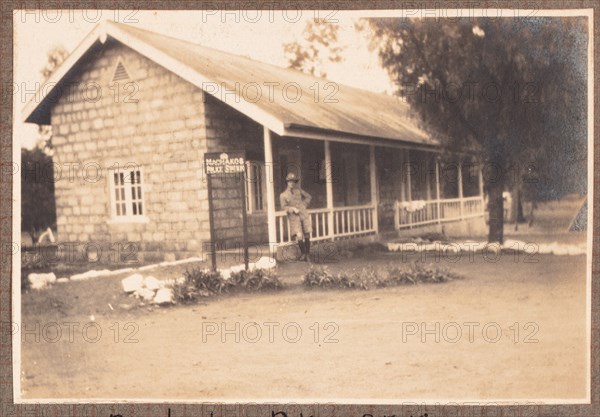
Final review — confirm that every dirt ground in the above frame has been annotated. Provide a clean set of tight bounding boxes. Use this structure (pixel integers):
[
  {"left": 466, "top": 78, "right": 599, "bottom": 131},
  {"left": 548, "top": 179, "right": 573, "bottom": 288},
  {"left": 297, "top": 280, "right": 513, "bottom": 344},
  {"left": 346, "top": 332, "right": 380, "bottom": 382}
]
[
  {"left": 18, "top": 197, "right": 589, "bottom": 401},
  {"left": 20, "top": 253, "right": 588, "bottom": 401}
]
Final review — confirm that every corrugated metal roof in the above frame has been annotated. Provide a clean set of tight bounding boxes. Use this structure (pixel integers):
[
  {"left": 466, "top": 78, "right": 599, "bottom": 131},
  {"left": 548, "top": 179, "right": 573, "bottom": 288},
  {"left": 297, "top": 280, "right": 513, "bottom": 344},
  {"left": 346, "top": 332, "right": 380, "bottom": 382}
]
[{"left": 24, "top": 21, "right": 436, "bottom": 146}]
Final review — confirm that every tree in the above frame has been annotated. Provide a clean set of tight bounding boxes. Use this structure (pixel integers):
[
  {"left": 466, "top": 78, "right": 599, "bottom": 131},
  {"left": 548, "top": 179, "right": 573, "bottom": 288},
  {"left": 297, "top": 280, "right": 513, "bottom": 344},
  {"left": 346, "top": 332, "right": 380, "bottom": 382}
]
[
  {"left": 21, "top": 147, "right": 56, "bottom": 242},
  {"left": 21, "top": 45, "right": 68, "bottom": 242},
  {"left": 283, "top": 19, "right": 344, "bottom": 77},
  {"left": 364, "top": 17, "right": 587, "bottom": 242}
]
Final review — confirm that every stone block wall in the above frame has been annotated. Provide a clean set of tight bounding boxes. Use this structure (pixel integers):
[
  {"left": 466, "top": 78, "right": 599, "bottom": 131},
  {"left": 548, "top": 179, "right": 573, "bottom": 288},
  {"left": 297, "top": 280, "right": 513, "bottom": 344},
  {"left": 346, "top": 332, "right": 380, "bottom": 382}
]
[{"left": 50, "top": 40, "right": 209, "bottom": 262}]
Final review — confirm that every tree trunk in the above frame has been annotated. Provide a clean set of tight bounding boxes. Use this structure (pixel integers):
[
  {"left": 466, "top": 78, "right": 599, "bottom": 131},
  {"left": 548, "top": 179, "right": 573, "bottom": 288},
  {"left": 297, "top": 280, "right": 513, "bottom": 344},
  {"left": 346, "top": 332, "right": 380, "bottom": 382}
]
[
  {"left": 517, "top": 194, "right": 526, "bottom": 223},
  {"left": 512, "top": 185, "right": 519, "bottom": 231},
  {"left": 528, "top": 201, "right": 536, "bottom": 227},
  {"left": 487, "top": 179, "right": 504, "bottom": 243}
]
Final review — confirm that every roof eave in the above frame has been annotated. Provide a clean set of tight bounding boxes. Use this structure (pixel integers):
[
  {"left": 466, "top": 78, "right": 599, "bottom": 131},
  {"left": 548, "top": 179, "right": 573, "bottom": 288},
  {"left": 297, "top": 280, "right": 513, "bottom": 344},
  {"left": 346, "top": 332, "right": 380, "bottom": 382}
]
[
  {"left": 282, "top": 123, "right": 440, "bottom": 151},
  {"left": 22, "top": 21, "right": 435, "bottom": 149}
]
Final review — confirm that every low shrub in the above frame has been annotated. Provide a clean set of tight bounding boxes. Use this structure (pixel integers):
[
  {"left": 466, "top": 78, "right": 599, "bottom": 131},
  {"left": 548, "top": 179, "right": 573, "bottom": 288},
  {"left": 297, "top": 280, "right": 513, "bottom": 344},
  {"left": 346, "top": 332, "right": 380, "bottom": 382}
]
[
  {"left": 304, "top": 265, "right": 360, "bottom": 289},
  {"left": 336, "top": 266, "right": 379, "bottom": 289},
  {"left": 172, "top": 267, "right": 284, "bottom": 303},
  {"left": 228, "top": 268, "right": 284, "bottom": 291},
  {"left": 171, "top": 268, "right": 225, "bottom": 303},
  {"left": 303, "top": 262, "right": 460, "bottom": 290},
  {"left": 381, "top": 262, "right": 460, "bottom": 286}
]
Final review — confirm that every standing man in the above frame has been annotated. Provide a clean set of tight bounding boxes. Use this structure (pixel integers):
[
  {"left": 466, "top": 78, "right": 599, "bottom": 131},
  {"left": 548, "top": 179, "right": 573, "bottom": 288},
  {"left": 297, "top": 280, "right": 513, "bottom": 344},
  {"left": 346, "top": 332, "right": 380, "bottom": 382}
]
[{"left": 280, "top": 172, "right": 312, "bottom": 262}]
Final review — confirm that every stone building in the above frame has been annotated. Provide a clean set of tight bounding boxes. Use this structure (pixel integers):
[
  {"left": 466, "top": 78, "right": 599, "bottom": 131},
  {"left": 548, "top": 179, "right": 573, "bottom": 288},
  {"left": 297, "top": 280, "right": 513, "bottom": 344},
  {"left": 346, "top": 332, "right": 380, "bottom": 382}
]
[{"left": 23, "top": 21, "right": 486, "bottom": 262}]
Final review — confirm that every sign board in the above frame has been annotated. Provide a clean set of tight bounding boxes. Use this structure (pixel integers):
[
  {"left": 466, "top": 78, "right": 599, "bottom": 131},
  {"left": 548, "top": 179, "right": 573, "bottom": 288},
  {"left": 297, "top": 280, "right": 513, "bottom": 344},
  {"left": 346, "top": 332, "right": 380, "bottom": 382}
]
[
  {"left": 204, "top": 151, "right": 246, "bottom": 175},
  {"left": 203, "top": 150, "right": 249, "bottom": 272}
]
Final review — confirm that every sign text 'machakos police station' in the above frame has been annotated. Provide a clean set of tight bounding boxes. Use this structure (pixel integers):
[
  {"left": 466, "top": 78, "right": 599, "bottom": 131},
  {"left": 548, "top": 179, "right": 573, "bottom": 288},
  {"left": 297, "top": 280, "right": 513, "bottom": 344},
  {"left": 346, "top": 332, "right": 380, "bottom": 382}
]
[
  {"left": 203, "top": 151, "right": 249, "bottom": 271},
  {"left": 204, "top": 152, "right": 245, "bottom": 175}
]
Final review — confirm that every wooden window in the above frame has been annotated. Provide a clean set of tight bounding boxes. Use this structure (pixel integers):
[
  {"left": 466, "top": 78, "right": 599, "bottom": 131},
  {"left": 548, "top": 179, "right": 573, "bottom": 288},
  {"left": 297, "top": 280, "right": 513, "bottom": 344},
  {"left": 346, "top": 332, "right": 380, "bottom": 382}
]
[
  {"left": 245, "top": 161, "right": 266, "bottom": 213},
  {"left": 108, "top": 167, "right": 147, "bottom": 222},
  {"left": 113, "top": 171, "right": 127, "bottom": 216}
]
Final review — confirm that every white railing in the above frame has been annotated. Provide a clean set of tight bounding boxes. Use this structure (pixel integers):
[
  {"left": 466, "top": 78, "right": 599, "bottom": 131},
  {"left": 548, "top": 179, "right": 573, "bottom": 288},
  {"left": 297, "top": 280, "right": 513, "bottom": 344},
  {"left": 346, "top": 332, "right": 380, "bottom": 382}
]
[
  {"left": 463, "top": 197, "right": 486, "bottom": 219},
  {"left": 275, "top": 204, "right": 376, "bottom": 244},
  {"left": 394, "top": 196, "right": 485, "bottom": 230},
  {"left": 333, "top": 205, "right": 376, "bottom": 238}
]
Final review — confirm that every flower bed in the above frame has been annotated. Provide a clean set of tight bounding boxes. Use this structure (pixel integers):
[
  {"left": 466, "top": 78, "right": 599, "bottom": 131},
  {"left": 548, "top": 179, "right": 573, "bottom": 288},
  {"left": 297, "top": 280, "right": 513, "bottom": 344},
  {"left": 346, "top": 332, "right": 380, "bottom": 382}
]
[{"left": 303, "top": 262, "right": 461, "bottom": 290}]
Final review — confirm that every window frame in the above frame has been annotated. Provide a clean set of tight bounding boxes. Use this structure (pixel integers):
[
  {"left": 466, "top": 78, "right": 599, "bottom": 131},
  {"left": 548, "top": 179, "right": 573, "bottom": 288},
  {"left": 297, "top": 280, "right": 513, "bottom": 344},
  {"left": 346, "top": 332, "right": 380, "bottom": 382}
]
[
  {"left": 245, "top": 160, "right": 267, "bottom": 214},
  {"left": 107, "top": 166, "right": 149, "bottom": 224}
]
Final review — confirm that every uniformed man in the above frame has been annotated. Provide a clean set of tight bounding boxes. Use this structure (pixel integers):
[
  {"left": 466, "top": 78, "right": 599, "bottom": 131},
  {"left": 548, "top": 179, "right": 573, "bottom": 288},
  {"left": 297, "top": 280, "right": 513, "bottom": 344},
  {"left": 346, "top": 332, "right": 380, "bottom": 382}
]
[{"left": 279, "top": 172, "right": 312, "bottom": 262}]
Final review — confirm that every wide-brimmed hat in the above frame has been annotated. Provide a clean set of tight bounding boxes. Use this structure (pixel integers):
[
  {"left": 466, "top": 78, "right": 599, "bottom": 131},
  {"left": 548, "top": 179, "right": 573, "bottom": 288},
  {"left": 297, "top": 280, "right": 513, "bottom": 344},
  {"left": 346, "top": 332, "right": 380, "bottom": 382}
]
[{"left": 285, "top": 172, "right": 299, "bottom": 182}]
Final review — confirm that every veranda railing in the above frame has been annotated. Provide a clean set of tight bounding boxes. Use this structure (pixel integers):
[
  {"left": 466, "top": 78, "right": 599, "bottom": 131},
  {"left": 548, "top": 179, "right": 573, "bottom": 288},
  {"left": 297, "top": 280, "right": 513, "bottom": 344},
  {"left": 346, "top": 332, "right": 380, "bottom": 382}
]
[
  {"left": 394, "top": 196, "right": 485, "bottom": 230},
  {"left": 275, "top": 204, "right": 377, "bottom": 244}
]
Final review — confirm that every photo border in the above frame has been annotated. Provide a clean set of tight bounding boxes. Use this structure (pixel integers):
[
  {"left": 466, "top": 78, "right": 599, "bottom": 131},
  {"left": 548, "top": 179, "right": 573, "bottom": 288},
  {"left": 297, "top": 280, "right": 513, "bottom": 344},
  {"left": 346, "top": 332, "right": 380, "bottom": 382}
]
[{"left": 2, "top": 1, "right": 598, "bottom": 415}]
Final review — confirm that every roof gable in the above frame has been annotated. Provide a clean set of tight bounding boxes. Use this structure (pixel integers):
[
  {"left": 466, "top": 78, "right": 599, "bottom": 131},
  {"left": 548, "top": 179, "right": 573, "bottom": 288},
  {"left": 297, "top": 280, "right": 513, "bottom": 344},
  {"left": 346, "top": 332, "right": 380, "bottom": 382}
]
[{"left": 23, "top": 21, "right": 435, "bottom": 146}]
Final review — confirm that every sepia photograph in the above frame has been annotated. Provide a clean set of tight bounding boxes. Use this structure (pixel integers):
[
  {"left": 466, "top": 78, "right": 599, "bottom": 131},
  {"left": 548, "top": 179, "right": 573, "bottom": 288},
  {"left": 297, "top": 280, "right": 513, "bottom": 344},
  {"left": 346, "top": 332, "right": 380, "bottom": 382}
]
[{"left": 9, "top": 5, "right": 593, "bottom": 409}]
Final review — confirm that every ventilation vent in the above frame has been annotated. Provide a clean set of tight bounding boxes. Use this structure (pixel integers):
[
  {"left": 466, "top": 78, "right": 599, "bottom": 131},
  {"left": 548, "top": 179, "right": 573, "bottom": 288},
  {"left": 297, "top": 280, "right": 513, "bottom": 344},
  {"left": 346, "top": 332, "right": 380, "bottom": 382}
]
[{"left": 112, "top": 60, "right": 130, "bottom": 82}]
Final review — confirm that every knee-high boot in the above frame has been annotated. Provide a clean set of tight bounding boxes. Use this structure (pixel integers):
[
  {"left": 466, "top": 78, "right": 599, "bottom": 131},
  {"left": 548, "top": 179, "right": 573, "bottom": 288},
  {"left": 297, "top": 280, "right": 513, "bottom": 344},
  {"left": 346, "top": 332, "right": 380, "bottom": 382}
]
[
  {"left": 297, "top": 238, "right": 306, "bottom": 260},
  {"left": 304, "top": 235, "right": 311, "bottom": 262}
]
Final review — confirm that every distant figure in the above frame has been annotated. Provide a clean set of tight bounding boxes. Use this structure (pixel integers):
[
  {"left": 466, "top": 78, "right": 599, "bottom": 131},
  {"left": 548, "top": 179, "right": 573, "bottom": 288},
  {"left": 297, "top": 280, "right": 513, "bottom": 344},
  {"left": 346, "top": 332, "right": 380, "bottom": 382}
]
[{"left": 280, "top": 172, "right": 312, "bottom": 262}]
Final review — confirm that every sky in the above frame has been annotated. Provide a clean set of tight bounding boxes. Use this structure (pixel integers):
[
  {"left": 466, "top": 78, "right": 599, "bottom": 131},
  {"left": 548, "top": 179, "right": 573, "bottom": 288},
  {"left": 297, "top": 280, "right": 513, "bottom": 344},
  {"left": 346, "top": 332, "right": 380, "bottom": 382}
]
[{"left": 13, "top": 10, "right": 392, "bottom": 149}]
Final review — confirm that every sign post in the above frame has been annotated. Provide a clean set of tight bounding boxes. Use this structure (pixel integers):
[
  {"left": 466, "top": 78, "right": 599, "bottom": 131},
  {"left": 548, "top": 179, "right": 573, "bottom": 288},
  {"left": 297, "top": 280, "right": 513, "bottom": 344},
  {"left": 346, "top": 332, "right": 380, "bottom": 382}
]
[
  {"left": 205, "top": 171, "right": 218, "bottom": 271},
  {"left": 239, "top": 168, "right": 249, "bottom": 271},
  {"left": 203, "top": 151, "right": 249, "bottom": 272}
]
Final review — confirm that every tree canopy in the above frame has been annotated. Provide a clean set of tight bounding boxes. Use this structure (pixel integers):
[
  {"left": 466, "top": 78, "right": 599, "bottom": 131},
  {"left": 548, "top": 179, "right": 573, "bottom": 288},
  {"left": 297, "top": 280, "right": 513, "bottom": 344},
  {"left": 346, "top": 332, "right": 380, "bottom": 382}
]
[
  {"left": 364, "top": 17, "right": 588, "bottom": 242},
  {"left": 283, "top": 19, "right": 344, "bottom": 77}
]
